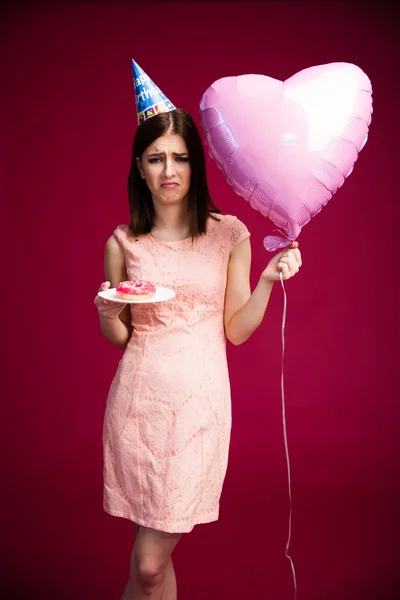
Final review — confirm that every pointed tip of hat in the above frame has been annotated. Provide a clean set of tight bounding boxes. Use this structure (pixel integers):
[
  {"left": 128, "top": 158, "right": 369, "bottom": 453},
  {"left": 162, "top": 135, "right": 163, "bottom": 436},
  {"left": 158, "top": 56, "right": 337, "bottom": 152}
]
[{"left": 131, "top": 59, "right": 176, "bottom": 125}]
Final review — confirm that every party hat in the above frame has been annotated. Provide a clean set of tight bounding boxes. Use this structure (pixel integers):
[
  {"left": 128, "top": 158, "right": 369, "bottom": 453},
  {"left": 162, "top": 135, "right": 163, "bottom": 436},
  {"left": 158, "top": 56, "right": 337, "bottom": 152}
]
[{"left": 132, "top": 59, "right": 176, "bottom": 125}]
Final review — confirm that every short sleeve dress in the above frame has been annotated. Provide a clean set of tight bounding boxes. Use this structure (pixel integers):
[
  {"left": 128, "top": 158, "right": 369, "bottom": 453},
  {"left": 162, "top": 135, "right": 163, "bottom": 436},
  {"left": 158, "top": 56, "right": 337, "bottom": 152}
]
[{"left": 102, "top": 213, "right": 250, "bottom": 533}]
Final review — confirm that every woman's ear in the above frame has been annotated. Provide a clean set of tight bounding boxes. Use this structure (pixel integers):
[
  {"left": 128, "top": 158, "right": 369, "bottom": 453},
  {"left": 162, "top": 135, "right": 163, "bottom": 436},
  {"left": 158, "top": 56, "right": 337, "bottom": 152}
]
[{"left": 136, "top": 157, "right": 145, "bottom": 179}]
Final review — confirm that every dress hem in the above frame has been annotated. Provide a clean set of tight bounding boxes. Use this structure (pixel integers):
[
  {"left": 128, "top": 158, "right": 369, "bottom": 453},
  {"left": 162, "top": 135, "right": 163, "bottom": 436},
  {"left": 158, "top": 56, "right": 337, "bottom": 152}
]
[{"left": 103, "top": 504, "right": 219, "bottom": 534}]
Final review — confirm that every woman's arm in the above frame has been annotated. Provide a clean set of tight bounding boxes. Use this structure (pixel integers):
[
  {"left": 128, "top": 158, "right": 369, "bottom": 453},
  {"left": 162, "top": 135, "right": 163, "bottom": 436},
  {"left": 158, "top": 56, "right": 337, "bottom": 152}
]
[
  {"left": 224, "top": 239, "right": 301, "bottom": 346},
  {"left": 97, "top": 235, "right": 133, "bottom": 350}
]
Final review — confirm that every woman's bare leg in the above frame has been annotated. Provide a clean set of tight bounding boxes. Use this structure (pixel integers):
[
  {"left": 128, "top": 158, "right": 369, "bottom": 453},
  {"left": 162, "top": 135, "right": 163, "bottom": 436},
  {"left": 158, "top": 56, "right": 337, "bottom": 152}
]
[
  {"left": 160, "top": 557, "right": 177, "bottom": 600},
  {"left": 120, "top": 523, "right": 181, "bottom": 600}
]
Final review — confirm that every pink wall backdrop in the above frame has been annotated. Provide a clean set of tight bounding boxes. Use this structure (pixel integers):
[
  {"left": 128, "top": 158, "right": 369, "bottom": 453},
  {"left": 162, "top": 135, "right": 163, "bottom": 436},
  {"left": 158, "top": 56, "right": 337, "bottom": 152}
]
[{"left": 2, "top": 2, "right": 399, "bottom": 599}]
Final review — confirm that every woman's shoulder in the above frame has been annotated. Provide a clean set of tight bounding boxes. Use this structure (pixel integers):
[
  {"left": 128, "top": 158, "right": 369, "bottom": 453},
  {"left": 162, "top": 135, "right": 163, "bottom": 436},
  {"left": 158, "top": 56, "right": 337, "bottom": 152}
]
[
  {"left": 113, "top": 223, "right": 136, "bottom": 244},
  {"left": 208, "top": 212, "right": 248, "bottom": 231},
  {"left": 209, "top": 212, "right": 234, "bottom": 226},
  {"left": 114, "top": 223, "right": 130, "bottom": 235},
  {"left": 208, "top": 212, "right": 251, "bottom": 250}
]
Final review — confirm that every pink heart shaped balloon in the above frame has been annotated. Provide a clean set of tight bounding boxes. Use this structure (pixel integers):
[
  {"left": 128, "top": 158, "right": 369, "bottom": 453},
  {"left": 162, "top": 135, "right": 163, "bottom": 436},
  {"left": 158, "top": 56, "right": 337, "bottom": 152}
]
[{"left": 200, "top": 63, "right": 373, "bottom": 251}]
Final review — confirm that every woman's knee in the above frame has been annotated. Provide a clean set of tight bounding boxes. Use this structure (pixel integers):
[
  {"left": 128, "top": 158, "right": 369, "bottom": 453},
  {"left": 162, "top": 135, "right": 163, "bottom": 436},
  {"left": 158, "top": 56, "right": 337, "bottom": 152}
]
[
  {"left": 132, "top": 554, "right": 167, "bottom": 591},
  {"left": 130, "top": 526, "right": 181, "bottom": 592}
]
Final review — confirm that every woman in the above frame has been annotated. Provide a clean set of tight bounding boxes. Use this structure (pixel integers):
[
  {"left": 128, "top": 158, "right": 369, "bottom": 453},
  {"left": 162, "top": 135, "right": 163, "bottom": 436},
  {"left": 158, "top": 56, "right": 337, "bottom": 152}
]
[{"left": 95, "top": 108, "right": 302, "bottom": 600}]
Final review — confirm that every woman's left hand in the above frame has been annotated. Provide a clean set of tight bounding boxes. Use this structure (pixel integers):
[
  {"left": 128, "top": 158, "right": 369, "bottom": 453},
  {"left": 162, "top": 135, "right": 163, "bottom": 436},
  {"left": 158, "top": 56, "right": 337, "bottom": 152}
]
[{"left": 261, "top": 242, "right": 302, "bottom": 283}]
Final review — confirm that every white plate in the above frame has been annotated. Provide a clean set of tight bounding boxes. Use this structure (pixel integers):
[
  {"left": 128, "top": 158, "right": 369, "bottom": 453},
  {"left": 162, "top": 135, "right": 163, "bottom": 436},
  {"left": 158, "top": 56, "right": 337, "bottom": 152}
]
[{"left": 98, "top": 286, "right": 175, "bottom": 304}]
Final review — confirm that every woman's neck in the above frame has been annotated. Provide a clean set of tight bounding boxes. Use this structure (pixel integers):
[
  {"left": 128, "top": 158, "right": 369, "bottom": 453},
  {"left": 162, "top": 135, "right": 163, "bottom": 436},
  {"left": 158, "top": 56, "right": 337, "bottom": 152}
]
[{"left": 151, "top": 199, "right": 190, "bottom": 240}]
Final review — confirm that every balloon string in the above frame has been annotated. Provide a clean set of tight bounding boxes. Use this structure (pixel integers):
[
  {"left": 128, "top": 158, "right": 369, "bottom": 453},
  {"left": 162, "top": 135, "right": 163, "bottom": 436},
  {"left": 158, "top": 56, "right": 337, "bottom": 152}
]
[{"left": 279, "top": 271, "right": 297, "bottom": 600}]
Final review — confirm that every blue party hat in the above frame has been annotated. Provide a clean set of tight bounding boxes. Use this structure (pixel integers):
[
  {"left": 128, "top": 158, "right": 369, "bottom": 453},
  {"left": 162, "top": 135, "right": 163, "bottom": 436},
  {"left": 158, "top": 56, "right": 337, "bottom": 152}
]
[{"left": 132, "top": 59, "right": 176, "bottom": 124}]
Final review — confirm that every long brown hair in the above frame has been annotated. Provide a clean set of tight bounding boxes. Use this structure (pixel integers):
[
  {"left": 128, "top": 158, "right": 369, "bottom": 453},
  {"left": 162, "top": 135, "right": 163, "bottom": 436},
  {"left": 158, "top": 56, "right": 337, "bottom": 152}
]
[{"left": 127, "top": 108, "right": 221, "bottom": 238}]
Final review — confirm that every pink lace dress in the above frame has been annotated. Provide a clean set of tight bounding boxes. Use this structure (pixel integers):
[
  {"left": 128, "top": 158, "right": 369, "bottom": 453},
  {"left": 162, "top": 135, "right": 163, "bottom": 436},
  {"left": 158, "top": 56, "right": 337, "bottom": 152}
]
[{"left": 102, "top": 213, "right": 250, "bottom": 533}]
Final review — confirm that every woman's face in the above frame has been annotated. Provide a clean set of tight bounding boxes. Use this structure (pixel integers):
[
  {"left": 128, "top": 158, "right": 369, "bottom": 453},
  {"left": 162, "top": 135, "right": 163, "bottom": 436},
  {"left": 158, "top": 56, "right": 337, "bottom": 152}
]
[{"left": 138, "top": 133, "right": 191, "bottom": 206}]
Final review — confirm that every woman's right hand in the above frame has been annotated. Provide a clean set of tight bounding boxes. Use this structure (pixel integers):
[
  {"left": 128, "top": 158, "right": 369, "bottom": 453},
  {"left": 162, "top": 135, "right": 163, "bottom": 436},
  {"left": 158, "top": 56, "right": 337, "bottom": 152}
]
[{"left": 94, "top": 281, "right": 128, "bottom": 320}]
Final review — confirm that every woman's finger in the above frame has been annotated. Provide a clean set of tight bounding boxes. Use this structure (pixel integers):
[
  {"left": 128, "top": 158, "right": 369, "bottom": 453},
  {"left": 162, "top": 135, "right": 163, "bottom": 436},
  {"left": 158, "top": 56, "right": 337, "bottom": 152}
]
[
  {"left": 292, "top": 248, "right": 302, "bottom": 267},
  {"left": 98, "top": 281, "right": 110, "bottom": 292},
  {"left": 280, "top": 252, "right": 294, "bottom": 265},
  {"left": 287, "top": 251, "right": 301, "bottom": 272},
  {"left": 278, "top": 261, "right": 289, "bottom": 275},
  {"left": 282, "top": 263, "right": 290, "bottom": 279}
]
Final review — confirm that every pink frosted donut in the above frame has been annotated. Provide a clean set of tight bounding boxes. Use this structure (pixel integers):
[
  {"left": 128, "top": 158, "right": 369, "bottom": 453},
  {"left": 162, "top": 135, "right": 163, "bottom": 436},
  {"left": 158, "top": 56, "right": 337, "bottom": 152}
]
[{"left": 116, "top": 280, "right": 156, "bottom": 301}]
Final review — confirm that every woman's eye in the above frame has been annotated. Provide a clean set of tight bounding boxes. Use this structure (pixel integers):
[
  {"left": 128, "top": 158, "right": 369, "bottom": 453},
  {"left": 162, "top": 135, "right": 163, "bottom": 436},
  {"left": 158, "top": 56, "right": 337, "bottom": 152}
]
[{"left": 147, "top": 156, "right": 189, "bottom": 164}]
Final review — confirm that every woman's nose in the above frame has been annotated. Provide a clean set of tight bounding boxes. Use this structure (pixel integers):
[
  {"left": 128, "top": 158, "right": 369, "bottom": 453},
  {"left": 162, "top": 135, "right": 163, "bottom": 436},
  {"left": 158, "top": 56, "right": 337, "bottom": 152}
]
[{"left": 164, "top": 158, "right": 176, "bottom": 177}]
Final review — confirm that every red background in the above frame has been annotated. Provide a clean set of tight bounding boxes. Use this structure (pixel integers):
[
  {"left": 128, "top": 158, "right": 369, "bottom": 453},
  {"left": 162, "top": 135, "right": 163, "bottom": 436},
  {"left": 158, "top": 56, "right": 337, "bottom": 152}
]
[{"left": 2, "top": 2, "right": 399, "bottom": 599}]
